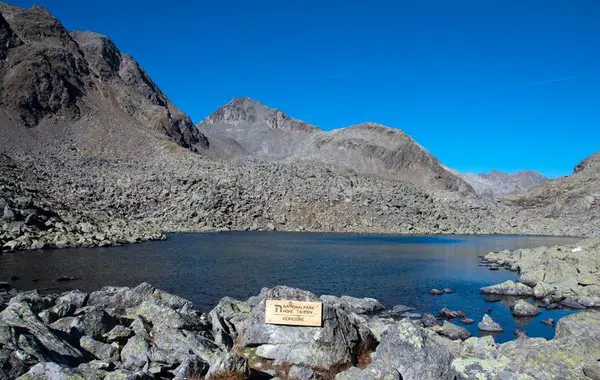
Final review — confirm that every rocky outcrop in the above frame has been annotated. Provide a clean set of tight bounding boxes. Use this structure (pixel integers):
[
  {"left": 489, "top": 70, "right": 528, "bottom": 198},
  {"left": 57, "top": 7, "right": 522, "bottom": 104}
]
[
  {"left": 461, "top": 170, "right": 548, "bottom": 197},
  {"left": 481, "top": 239, "right": 600, "bottom": 308},
  {"left": 453, "top": 311, "right": 600, "bottom": 379}
]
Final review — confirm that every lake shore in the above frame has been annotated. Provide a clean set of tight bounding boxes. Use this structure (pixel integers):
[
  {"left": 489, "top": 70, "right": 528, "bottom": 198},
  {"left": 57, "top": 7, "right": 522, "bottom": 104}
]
[{"left": 1, "top": 238, "right": 600, "bottom": 379}]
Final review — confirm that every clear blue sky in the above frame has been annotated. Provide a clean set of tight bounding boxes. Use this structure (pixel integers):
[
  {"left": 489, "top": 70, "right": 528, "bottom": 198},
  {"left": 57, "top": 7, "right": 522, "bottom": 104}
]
[{"left": 8, "top": 0, "right": 600, "bottom": 177}]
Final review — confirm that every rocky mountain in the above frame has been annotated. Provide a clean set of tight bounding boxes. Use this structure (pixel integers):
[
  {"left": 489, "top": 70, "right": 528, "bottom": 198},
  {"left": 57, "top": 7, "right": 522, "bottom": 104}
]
[
  {"left": 200, "top": 97, "right": 472, "bottom": 192},
  {"left": 461, "top": 170, "right": 548, "bottom": 197},
  {"left": 0, "top": 2, "right": 207, "bottom": 159},
  {"left": 505, "top": 152, "right": 600, "bottom": 236}
]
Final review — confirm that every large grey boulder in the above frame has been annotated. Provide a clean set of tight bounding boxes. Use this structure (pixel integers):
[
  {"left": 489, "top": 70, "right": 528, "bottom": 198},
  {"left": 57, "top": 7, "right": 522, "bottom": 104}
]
[
  {"left": 120, "top": 335, "right": 149, "bottom": 370},
  {"left": 208, "top": 296, "right": 252, "bottom": 349},
  {"left": 480, "top": 280, "right": 534, "bottom": 296},
  {"left": 319, "top": 294, "right": 385, "bottom": 315},
  {"left": 231, "top": 286, "right": 374, "bottom": 369},
  {"left": 511, "top": 300, "right": 540, "bottom": 317},
  {"left": 336, "top": 319, "right": 455, "bottom": 380},
  {"left": 0, "top": 302, "right": 83, "bottom": 365}
]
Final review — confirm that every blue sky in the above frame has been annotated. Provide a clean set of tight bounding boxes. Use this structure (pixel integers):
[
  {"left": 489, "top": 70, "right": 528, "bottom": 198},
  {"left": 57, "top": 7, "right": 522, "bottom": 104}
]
[{"left": 8, "top": 0, "right": 600, "bottom": 177}]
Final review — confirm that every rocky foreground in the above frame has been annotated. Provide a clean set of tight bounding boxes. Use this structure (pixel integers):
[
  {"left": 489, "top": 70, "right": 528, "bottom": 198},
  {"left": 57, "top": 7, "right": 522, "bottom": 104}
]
[{"left": 1, "top": 276, "right": 600, "bottom": 380}]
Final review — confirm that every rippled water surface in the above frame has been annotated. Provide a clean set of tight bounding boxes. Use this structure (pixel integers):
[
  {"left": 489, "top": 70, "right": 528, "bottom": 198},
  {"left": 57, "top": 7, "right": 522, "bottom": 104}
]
[{"left": 0, "top": 232, "right": 582, "bottom": 343}]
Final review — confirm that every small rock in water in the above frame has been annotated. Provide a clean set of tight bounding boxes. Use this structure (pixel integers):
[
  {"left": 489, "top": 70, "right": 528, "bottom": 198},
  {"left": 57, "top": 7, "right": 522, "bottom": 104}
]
[
  {"left": 478, "top": 314, "right": 503, "bottom": 332},
  {"left": 489, "top": 266, "right": 500, "bottom": 271},
  {"left": 0, "top": 281, "right": 11, "bottom": 291},
  {"left": 443, "top": 288, "right": 455, "bottom": 294},
  {"left": 512, "top": 299, "right": 540, "bottom": 317},
  {"left": 32, "top": 278, "right": 40, "bottom": 283},
  {"left": 439, "top": 307, "right": 465, "bottom": 319},
  {"left": 541, "top": 318, "right": 555, "bottom": 327},
  {"left": 57, "top": 276, "right": 78, "bottom": 282},
  {"left": 430, "top": 288, "right": 443, "bottom": 295},
  {"left": 10, "top": 276, "right": 20, "bottom": 281},
  {"left": 545, "top": 303, "right": 558, "bottom": 310},
  {"left": 460, "top": 318, "right": 475, "bottom": 325}
]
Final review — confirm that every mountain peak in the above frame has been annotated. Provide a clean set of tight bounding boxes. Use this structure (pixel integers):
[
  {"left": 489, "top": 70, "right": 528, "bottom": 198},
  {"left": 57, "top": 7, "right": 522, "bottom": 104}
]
[{"left": 200, "top": 97, "right": 319, "bottom": 133}]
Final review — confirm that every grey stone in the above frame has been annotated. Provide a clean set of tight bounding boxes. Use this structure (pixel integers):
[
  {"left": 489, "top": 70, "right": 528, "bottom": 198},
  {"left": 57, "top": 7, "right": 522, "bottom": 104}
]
[
  {"left": 511, "top": 300, "right": 540, "bottom": 317},
  {"left": 120, "top": 335, "right": 149, "bottom": 370},
  {"left": 480, "top": 280, "right": 534, "bottom": 296},
  {"left": 477, "top": 314, "right": 503, "bottom": 332},
  {"left": 337, "top": 320, "right": 455, "bottom": 380},
  {"left": 80, "top": 336, "right": 119, "bottom": 362},
  {"left": 431, "top": 321, "right": 472, "bottom": 340}
]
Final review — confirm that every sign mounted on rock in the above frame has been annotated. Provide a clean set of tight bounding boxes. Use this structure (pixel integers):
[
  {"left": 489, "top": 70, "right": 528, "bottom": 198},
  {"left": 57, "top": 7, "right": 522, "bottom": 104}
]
[{"left": 265, "top": 299, "right": 323, "bottom": 327}]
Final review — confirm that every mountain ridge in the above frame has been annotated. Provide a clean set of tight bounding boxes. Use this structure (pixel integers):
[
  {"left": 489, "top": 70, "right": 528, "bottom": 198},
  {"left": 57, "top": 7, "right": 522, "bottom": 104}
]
[
  {"left": 199, "top": 97, "right": 473, "bottom": 193},
  {"left": 461, "top": 170, "right": 548, "bottom": 197}
]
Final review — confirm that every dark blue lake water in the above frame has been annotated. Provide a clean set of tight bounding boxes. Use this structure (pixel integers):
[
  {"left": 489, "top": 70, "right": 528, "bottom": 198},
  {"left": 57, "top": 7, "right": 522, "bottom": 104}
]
[{"left": 0, "top": 232, "right": 582, "bottom": 343}]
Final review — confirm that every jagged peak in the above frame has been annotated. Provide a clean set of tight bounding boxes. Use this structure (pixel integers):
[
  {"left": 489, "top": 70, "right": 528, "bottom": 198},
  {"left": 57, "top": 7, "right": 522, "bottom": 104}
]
[{"left": 200, "top": 97, "right": 319, "bottom": 133}]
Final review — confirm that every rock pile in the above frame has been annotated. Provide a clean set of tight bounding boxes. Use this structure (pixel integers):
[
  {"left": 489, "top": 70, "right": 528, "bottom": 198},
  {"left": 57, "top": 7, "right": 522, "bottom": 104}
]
[{"left": 481, "top": 239, "right": 600, "bottom": 308}]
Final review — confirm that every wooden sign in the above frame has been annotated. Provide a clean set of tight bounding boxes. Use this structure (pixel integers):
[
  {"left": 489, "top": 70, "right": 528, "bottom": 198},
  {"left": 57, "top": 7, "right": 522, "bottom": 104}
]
[{"left": 265, "top": 299, "right": 323, "bottom": 327}]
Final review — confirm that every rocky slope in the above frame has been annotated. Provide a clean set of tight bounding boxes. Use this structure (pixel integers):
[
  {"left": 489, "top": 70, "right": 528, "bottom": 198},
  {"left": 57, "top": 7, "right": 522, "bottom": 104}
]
[
  {"left": 199, "top": 98, "right": 473, "bottom": 192},
  {"left": 0, "top": 2, "right": 207, "bottom": 160},
  {"left": 503, "top": 152, "right": 600, "bottom": 236},
  {"left": 462, "top": 170, "right": 548, "bottom": 197},
  {"left": 1, "top": 281, "right": 599, "bottom": 379}
]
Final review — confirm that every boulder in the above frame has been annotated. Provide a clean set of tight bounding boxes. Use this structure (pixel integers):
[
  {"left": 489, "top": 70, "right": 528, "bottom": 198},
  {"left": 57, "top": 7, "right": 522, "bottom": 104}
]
[
  {"left": 511, "top": 300, "right": 540, "bottom": 317},
  {"left": 103, "top": 324, "right": 133, "bottom": 343},
  {"left": 421, "top": 313, "right": 438, "bottom": 327},
  {"left": 204, "top": 352, "right": 249, "bottom": 379},
  {"left": 120, "top": 335, "right": 149, "bottom": 370},
  {"left": 237, "top": 286, "right": 374, "bottom": 369},
  {"left": 16, "top": 362, "right": 85, "bottom": 380},
  {"left": 0, "top": 302, "right": 83, "bottom": 365},
  {"left": 430, "top": 321, "right": 471, "bottom": 341},
  {"left": 477, "top": 314, "right": 503, "bottom": 332},
  {"left": 480, "top": 280, "right": 534, "bottom": 296},
  {"left": 79, "top": 336, "right": 119, "bottom": 362},
  {"left": 439, "top": 307, "right": 465, "bottom": 319},
  {"left": 336, "top": 320, "right": 455, "bottom": 380},
  {"left": 78, "top": 307, "right": 117, "bottom": 339},
  {"left": 172, "top": 356, "right": 209, "bottom": 380},
  {"left": 320, "top": 294, "right": 385, "bottom": 315}
]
